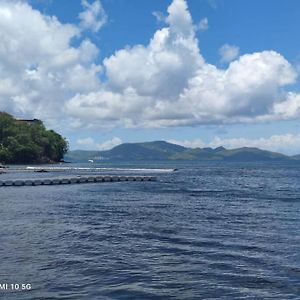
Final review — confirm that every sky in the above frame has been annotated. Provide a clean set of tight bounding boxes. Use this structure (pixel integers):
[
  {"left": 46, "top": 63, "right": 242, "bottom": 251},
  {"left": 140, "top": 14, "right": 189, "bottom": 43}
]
[{"left": 1, "top": 0, "right": 300, "bottom": 154}]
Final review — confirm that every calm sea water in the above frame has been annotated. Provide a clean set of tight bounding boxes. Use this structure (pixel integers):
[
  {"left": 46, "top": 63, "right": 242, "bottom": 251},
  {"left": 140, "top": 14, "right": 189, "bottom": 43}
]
[{"left": 0, "top": 161, "right": 300, "bottom": 299}]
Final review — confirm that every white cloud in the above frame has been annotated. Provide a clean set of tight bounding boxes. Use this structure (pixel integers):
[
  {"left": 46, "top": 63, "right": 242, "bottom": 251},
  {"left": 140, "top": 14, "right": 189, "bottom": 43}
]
[
  {"left": 98, "top": 137, "right": 122, "bottom": 150},
  {"left": 1, "top": 0, "right": 300, "bottom": 132},
  {"left": 66, "top": 88, "right": 154, "bottom": 128},
  {"left": 68, "top": 0, "right": 298, "bottom": 129},
  {"left": 169, "top": 133, "right": 300, "bottom": 155},
  {"left": 196, "top": 17, "right": 209, "bottom": 32},
  {"left": 0, "top": 1, "right": 102, "bottom": 128},
  {"left": 175, "top": 51, "right": 297, "bottom": 124},
  {"left": 167, "top": 138, "right": 205, "bottom": 149},
  {"left": 219, "top": 44, "right": 240, "bottom": 63},
  {"left": 152, "top": 11, "right": 166, "bottom": 23},
  {"left": 103, "top": 0, "right": 203, "bottom": 100},
  {"left": 272, "top": 92, "right": 300, "bottom": 119},
  {"left": 68, "top": 0, "right": 205, "bottom": 127},
  {"left": 76, "top": 137, "right": 96, "bottom": 148},
  {"left": 210, "top": 134, "right": 300, "bottom": 155},
  {"left": 76, "top": 136, "right": 122, "bottom": 150},
  {"left": 79, "top": 0, "right": 107, "bottom": 32},
  {"left": 166, "top": 0, "right": 195, "bottom": 37}
]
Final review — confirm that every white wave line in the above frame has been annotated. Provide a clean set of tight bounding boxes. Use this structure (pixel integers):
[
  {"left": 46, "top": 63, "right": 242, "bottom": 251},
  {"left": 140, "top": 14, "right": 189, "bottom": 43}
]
[{"left": 25, "top": 167, "right": 175, "bottom": 173}]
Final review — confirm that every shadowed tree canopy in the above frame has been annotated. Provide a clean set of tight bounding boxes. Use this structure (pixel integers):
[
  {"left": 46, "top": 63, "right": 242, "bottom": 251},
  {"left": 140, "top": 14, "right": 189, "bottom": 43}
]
[{"left": 0, "top": 112, "right": 68, "bottom": 164}]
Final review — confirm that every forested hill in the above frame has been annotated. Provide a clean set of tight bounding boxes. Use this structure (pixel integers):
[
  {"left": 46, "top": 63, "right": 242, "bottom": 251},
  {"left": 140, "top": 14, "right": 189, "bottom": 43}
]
[
  {"left": 66, "top": 141, "right": 300, "bottom": 162},
  {"left": 0, "top": 112, "right": 68, "bottom": 164}
]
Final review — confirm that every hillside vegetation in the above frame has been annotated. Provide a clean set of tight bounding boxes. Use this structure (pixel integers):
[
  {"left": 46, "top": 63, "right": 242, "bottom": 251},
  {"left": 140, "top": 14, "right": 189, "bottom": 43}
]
[
  {"left": 0, "top": 112, "right": 68, "bottom": 164},
  {"left": 65, "top": 141, "right": 300, "bottom": 162}
]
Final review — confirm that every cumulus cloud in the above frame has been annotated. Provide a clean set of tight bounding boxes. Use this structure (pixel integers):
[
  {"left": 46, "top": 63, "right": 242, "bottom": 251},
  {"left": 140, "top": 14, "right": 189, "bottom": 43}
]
[
  {"left": 76, "top": 136, "right": 122, "bottom": 150},
  {"left": 272, "top": 92, "right": 300, "bottom": 119},
  {"left": 66, "top": 0, "right": 299, "bottom": 128},
  {"left": 103, "top": 0, "right": 203, "bottom": 99},
  {"left": 1, "top": 0, "right": 300, "bottom": 131},
  {"left": 79, "top": 0, "right": 107, "bottom": 32},
  {"left": 175, "top": 51, "right": 297, "bottom": 124},
  {"left": 67, "top": 0, "right": 205, "bottom": 127},
  {"left": 169, "top": 133, "right": 300, "bottom": 155},
  {"left": 219, "top": 44, "right": 240, "bottom": 63},
  {"left": 0, "top": 1, "right": 101, "bottom": 127}
]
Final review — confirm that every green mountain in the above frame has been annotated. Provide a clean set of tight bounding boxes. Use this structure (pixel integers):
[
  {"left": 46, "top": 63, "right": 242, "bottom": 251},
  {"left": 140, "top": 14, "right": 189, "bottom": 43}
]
[
  {"left": 65, "top": 141, "right": 299, "bottom": 162},
  {"left": 171, "top": 146, "right": 288, "bottom": 161},
  {"left": 100, "top": 141, "right": 186, "bottom": 160}
]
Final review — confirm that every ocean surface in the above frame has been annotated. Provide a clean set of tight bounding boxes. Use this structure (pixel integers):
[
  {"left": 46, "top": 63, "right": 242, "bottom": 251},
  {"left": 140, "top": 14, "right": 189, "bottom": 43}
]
[{"left": 0, "top": 161, "right": 300, "bottom": 299}]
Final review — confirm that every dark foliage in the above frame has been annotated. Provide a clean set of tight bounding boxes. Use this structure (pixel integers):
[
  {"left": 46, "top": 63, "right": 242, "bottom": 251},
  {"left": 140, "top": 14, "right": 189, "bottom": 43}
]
[{"left": 0, "top": 112, "right": 68, "bottom": 164}]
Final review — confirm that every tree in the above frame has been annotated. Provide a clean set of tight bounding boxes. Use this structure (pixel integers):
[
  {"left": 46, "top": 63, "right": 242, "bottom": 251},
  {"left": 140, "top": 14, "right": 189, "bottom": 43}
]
[{"left": 0, "top": 112, "right": 68, "bottom": 164}]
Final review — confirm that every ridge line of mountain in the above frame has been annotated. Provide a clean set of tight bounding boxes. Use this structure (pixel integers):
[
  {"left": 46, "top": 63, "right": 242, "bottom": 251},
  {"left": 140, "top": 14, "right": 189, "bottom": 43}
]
[{"left": 65, "top": 140, "right": 300, "bottom": 162}]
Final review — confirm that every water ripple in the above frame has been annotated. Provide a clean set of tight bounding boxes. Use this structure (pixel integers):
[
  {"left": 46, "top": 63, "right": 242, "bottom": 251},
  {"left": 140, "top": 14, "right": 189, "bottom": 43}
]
[{"left": 1, "top": 161, "right": 300, "bottom": 299}]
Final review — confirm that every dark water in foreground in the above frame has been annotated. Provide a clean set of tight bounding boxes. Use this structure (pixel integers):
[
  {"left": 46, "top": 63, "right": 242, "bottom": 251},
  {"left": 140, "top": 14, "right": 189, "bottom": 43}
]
[{"left": 1, "top": 161, "right": 300, "bottom": 299}]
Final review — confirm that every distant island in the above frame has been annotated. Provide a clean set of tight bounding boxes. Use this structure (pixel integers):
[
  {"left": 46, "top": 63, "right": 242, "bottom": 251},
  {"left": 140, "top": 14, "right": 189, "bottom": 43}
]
[
  {"left": 2, "top": 109, "right": 297, "bottom": 165},
  {"left": 65, "top": 141, "right": 300, "bottom": 162},
  {"left": 0, "top": 112, "right": 68, "bottom": 164}
]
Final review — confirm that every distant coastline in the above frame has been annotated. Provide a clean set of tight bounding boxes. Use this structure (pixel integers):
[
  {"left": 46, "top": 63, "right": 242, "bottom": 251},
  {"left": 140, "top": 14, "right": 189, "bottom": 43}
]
[{"left": 65, "top": 141, "right": 300, "bottom": 163}]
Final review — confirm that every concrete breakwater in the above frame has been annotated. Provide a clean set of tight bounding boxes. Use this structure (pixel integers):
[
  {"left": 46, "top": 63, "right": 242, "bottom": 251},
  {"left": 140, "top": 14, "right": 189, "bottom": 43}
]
[{"left": 0, "top": 175, "right": 156, "bottom": 187}]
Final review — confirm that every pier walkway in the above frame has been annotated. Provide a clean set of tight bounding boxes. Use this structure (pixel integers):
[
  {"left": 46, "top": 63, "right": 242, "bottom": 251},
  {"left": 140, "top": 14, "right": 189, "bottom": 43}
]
[{"left": 0, "top": 175, "right": 156, "bottom": 187}]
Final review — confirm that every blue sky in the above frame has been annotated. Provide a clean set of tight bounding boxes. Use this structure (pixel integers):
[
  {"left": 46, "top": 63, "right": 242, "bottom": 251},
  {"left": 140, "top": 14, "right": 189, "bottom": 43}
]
[
  {"left": 31, "top": 0, "right": 300, "bottom": 64},
  {"left": 1, "top": 0, "right": 300, "bottom": 153}
]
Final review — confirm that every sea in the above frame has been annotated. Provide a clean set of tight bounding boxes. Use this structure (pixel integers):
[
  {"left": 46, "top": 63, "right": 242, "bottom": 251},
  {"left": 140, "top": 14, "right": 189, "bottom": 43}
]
[{"left": 0, "top": 161, "right": 300, "bottom": 299}]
